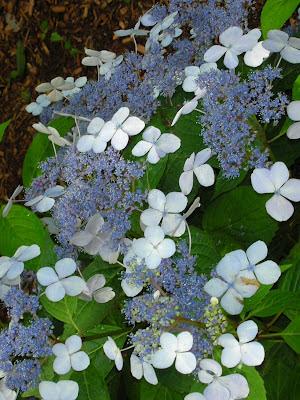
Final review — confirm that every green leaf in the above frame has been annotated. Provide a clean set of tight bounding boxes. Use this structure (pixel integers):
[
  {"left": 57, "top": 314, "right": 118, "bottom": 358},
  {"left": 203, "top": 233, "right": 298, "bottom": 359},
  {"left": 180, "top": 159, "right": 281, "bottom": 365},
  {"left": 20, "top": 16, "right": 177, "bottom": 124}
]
[
  {"left": 243, "top": 284, "right": 272, "bottom": 315},
  {"left": 261, "top": 0, "right": 300, "bottom": 37},
  {"left": 71, "top": 365, "right": 110, "bottom": 400},
  {"left": 212, "top": 170, "right": 247, "bottom": 200},
  {"left": 241, "top": 366, "right": 267, "bottom": 400},
  {"left": 247, "top": 290, "right": 300, "bottom": 318},
  {"left": 41, "top": 295, "right": 78, "bottom": 326},
  {"left": 0, "top": 204, "right": 56, "bottom": 268},
  {"left": 280, "top": 243, "right": 300, "bottom": 293},
  {"left": 0, "top": 119, "right": 11, "bottom": 143},
  {"left": 22, "top": 117, "right": 74, "bottom": 186},
  {"left": 10, "top": 41, "right": 26, "bottom": 80},
  {"left": 203, "top": 187, "right": 278, "bottom": 248},
  {"left": 50, "top": 31, "right": 63, "bottom": 42},
  {"left": 292, "top": 74, "right": 300, "bottom": 100},
  {"left": 282, "top": 316, "right": 300, "bottom": 353},
  {"left": 136, "top": 157, "right": 168, "bottom": 191},
  {"left": 262, "top": 343, "right": 300, "bottom": 399},
  {"left": 187, "top": 226, "right": 220, "bottom": 273},
  {"left": 84, "top": 324, "right": 123, "bottom": 337}
]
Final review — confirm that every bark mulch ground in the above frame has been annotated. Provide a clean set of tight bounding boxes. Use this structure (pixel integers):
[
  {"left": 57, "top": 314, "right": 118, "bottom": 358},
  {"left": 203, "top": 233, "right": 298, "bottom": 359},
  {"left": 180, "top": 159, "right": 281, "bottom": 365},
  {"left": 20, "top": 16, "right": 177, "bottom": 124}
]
[{"left": 0, "top": 0, "right": 155, "bottom": 202}]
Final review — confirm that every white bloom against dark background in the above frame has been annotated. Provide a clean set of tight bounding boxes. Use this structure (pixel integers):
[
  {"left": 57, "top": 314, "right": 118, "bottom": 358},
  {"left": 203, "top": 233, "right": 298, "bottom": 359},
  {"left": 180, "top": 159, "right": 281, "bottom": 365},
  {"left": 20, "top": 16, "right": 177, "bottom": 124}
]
[
  {"left": 37, "top": 258, "right": 86, "bottom": 302},
  {"left": 25, "top": 185, "right": 65, "bottom": 213},
  {"left": 151, "top": 332, "right": 196, "bottom": 374},
  {"left": 218, "top": 320, "right": 265, "bottom": 368},
  {"left": 251, "top": 161, "right": 300, "bottom": 221},
  {"left": 132, "top": 226, "right": 176, "bottom": 269},
  {"left": 132, "top": 126, "right": 181, "bottom": 164},
  {"left": 79, "top": 274, "right": 115, "bottom": 303},
  {"left": 140, "top": 189, "right": 188, "bottom": 236},
  {"left": 99, "top": 107, "right": 145, "bottom": 151},
  {"left": 52, "top": 335, "right": 90, "bottom": 375},
  {"left": 39, "top": 380, "right": 79, "bottom": 400},
  {"left": 130, "top": 354, "right": 158, "bottom": 385},
  {"left": 204, "top": 27, "right": 260, "bottom": 69},
  {"left": 103, "top": 337, "right": 123, "bottom": 371},
  {"left": 179, "top": 149, "right": 215, "bottom": 195},
  {"left": 286, "top": 100, "right": 300, "bottom": 139},
  {"left": 262, "top": 30, "right": 300, "bottom": 64},
  {"left": 197, "top": 358, "right": 249, "bottom": 400}
]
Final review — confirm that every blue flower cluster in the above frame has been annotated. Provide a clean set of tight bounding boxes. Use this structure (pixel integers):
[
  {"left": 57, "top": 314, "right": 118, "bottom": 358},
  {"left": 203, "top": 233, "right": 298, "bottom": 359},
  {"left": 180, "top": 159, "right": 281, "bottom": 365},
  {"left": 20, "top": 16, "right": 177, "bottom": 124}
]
[
  {"left": 4, "top": 286, "right": 40, "bottom": 322},
  {"left": 0, "top": 288, "right": 52, "bottom": 392},
  {"left": 26, "top": 146, "right": 145, "bottom": 257},
  {"left": 40, "top": 0, "right": 252, "bottom": 125},
  {"left": 198, "top": 67, "right": 287, "bottom": 177},
  {"left": 124, "top": 242, "right": 227, "bottom": 368}
]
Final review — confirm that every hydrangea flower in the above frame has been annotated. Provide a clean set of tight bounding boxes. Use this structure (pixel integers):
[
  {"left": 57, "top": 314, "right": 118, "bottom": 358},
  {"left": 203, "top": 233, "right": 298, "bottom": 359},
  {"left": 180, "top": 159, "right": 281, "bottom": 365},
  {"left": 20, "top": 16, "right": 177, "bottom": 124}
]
[
  {"left": 70, "top": 213, "right": 120, "bottom": 263},
  {"left": 39, "top": 380, "right": 79, "bottom": 400},
  {"left": 37, "top": 258, "right": 86, "bottom": 302},
  {"left": 2, "top": 185, "right": 23, "bottom": 218},
  {"left": 132, "top": 226, "right": 176, "bottom": 269},
  {"left": 238, "top": 240, "right": 281, "bottom": 285},
  {"left": 121, "top": 249, "right": 144, "bottom": 297},
  {"left": 99, "top": 107, "right": 145, "bottom": 151},
  {"left": 25, "top": 94, "right": 51, "bottom": 116},
  {"left": 25, "top": 185, "right": 65, "bottom": 213},
  {"left": 52, "top": 335, "right": 90, "bottom": 375},
  {"left": 132, "top": 126, "right": 180, "bottom": 164},
  {"left": 76, "top": 117, "right": 107, "bottom": 153},
  {"left": 146, "top": 11, "right": 180, "bottom": 50},
  {"left": 62, "top": 76, "right": 87, "bottom": 97},
  {"left": 204, "top": 250, "right": 260, "bottom": 315},
  {"left": 286, "top": 100, "right": 300, "bottom": 139},
  {"left": 0, "top": 245, "right": 40, "bottom": 282},
  {"left": 244, "top": 42, "right": 270, "bottom": 67},
  {"left": 251, "top": 161, "right": 300, "bottom": 221},
  {"left": 179, "top": 149, "right": 215, "bottom": 195},
  {"left": 262, "top": 30, "right": 300, "bottom": 64},
  {"left": 140, "top": 189, "right": 188, "bottom": 236},
  {"left": 79, "top": 274, "right": 115, "bottom": 303},
  {"left": 0, "top": 379, "right": 17, "bottom": 400},
  {"left": 218, "top": 320, "right": 265, "bottom": 368},
  {"left": 35, "top": 76, "right": 75, "bottom": 102},
  {"left": 182, "top": 63, "right": 218, "bottom": 94},
  {"left": 171, "top": 94, "right": 204, "bottom": 126},
  {"left": 99, "top": 55, "right": 124, "bottom": 80},
  {"left": 115, "top": 19, "right": 148, "bottom": 53},
  {"left": 130, "top": 354, "right": 158, "bottom": 385},
  {"left": 32, "top": 123, "right": 71, "bottom": 147},
  {"left": 82, "top": 48, "right": 116, "bottom": 66},
  {"left": 103, "top": 337, "right": 123, "bottom": 371},
  {"left": 204, "top": 27, "right": 260, "bottom": 69},
  {"left": 197, "top": 359, "right": 249, "bottom": 400},
  {"left": 151, "top": 332, "right": 196, "bottom": 374}
]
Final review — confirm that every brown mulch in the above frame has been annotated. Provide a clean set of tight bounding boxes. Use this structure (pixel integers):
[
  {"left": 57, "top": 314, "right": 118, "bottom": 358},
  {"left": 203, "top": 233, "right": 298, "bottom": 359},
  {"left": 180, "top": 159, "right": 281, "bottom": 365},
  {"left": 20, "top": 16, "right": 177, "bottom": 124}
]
[{"left": 0, "top": 0, "right": 156, "bottom": 202}]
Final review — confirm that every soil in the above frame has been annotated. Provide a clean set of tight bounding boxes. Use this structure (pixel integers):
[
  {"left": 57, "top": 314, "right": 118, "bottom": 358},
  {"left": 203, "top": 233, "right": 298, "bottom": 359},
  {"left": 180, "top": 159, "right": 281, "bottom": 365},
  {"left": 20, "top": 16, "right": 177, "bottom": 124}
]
[{"left": 0, "top": 0, "right": 156, "bottom": 201}]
